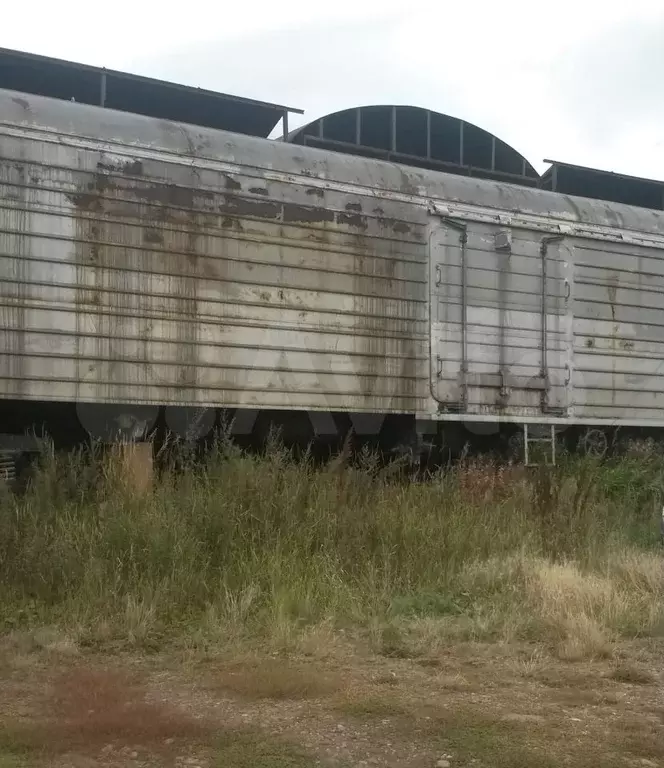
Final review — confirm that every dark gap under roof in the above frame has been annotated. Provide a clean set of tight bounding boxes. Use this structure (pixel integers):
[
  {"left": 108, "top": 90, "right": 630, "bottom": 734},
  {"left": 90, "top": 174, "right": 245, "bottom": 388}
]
[
  {"left": 0, "top": 47, "right": 302, "bottom": 138},
  {"left": 541, "top": 159, "right": 664, "bottom": 211}
]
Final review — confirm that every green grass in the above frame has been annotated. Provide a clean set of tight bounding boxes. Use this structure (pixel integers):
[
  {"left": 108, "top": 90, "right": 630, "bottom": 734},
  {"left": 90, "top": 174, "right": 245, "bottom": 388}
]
[
  {"left": 213, "top": 731, "right": 319, "bottom": 768},
  {"left": 0, "top": 757, "right": 31, "bottom": 768},
  {"left": 0, "top": 438, "right": 662, "bottom": 652},
  {"left": 334, "top": 695, "right": 408, "bottom": 718}
]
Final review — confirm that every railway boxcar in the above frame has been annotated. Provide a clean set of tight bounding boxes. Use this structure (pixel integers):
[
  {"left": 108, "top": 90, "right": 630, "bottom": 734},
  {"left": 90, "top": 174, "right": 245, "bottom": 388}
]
[{"left": 2, "top": 89, "right": 664, "bottom": 462}]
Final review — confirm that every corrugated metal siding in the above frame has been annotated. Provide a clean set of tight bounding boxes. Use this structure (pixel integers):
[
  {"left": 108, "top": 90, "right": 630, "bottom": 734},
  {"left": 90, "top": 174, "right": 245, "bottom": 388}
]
[
  {"left": 5, "top": 90, "right": 664, "bottom": 429},
  {"left": 0, "top": 119, "right": 430, "bottom": 415},
  {"left": 572, "top": 239, "right": 664, "bottom": 421}
]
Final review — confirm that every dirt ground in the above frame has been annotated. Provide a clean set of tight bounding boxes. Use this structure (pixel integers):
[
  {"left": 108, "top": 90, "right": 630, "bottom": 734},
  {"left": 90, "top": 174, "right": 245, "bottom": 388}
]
[{"left": 0, "top": 632, "right": 662, "bottom": 768}]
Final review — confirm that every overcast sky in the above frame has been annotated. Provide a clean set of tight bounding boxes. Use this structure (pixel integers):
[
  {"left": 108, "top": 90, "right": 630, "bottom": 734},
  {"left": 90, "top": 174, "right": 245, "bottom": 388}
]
[{"left": 3, "top": 0, "right": 664, "bottom": 179}]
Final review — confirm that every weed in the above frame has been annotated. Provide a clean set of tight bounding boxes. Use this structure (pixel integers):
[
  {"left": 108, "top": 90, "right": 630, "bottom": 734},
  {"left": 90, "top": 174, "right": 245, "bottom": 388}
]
[
  {"left": 0, "top": 443, "right": 661, "bottom": 650},
  {"left": 609, "top": 663, "right": 657, "bottom": 685},
  {"left": 212, "top": 658, "right": 342, "bottom": 700},
  {"left": 334, "top": 695, "right": 408, "bottom": 718}
]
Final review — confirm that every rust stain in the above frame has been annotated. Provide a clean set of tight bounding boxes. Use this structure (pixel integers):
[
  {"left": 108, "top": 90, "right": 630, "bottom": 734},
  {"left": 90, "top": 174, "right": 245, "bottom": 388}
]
[
  {"left": 337, "top": 212, "right": 368, "bottom": 230},
  {"left": 282, "top": 203, "right": 334, "bottom": 225},
  {"left": 607, "top": 277, "right": 618, "bottom": 323},
  {"left": 143, "top": 228, "right": 164, "bottom": 245},
  {"left": 61, "top": 155, "right": 424, "bottom": 412},
  {"left": 223, "top": 174, "right": 242, "bottom": 191},
  {"left": 219, "top": 196, "right": 281, "bottom": 220},
  {"left": 132, "top": 183, "right": 214, "bottom": 208},
  {"left": 607, "top": 274, "right": 619, "bottom": 407},
  {"left": 97, "top": 159, "right": 143, "bottom": 176},
  {"left": 377, "top": 217, "right": 411, "bottom": 234},
  {"left": 122, "top": 160, "right": 143, "bottom": 176}
]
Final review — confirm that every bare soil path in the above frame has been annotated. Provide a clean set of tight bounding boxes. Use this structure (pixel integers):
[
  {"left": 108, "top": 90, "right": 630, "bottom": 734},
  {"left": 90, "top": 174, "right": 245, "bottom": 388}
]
[{"left": 1, "top": 633, "right": 662, "bottom": 768}]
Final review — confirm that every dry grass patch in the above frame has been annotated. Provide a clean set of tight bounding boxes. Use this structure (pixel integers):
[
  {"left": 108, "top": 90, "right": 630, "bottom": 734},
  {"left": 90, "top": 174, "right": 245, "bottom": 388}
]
[
  {"left": 552, "top": 687, "right": 621, "bottom": 708},
  {"left": 612, "top": 716, "right": 664, "bottom": 763},
  {"left": 556, "top": 614, "right": 614, "bottom": 661},
  {"left": 211, "top": 657, "right": 344, "bottom": 701},
  {"left": 0, "top": 628, "right": 78, "bottom": 664},
  {"left": 609, "top": 662, "right": 658, "bottom": 685}
]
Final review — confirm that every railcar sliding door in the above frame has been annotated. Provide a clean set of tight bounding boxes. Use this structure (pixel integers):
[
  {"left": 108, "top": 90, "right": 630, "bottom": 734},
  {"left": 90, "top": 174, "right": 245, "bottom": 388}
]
[{"left": 429, "top": 215, "right": 574, "bottom": 419}]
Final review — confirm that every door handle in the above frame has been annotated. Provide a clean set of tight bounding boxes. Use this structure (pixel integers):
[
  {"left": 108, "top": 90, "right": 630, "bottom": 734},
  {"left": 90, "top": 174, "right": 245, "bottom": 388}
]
[{"left": 435, "top": 265, "right": 442, "bottom": 287}]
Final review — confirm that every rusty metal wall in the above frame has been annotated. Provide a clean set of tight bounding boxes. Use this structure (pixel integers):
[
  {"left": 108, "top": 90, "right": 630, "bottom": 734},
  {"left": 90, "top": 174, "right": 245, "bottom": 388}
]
[
  {"left": 4, "top": 89, "right": 664, "bottom": 428},
  {"left": 0, "top": 90, "right": 430, "bottom": 418}
]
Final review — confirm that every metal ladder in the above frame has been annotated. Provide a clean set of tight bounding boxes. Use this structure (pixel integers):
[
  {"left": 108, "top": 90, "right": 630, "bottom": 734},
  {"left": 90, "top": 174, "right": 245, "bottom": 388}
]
[
  {"left": 0, "top": 451, "right": 17, "bottom": 484},
  {"left": 523, "top": 424, "right": 557, "bottom": 467}
]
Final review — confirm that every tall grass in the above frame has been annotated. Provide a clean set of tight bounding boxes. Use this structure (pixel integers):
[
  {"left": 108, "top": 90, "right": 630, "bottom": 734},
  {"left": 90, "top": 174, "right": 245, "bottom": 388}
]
[{"left": 0, "top": 437, "right": 662, "bottom": 654}]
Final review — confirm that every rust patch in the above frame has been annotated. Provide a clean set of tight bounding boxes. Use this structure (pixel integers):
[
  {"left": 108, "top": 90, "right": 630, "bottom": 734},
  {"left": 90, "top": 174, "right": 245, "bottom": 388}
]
[
  {"left": 143, "top": 228, "right": 164, "bottom": 245},
  {"left": 97, "top": 159, "right": 143, "bottom": 176},
  {"left": 249, "top": 186, "right": 269, "bottom": 196},
  {"left": 282, "top": 203, "right": 334, "bottom": 224},
  {"left": 219, "top": 196, "right": 281, "bottom": 220},
  {"left": 337, "top": 212, "right": 368, "bottom": 230},
  {"left": 68, "top": 174, "right": 218, "bottom": 213},
  {"left": 132, "top": 183, "right": 213, "bottom": 208},
  {"left": 607, "top": 276, "right": 618, "bottom": 323},
  {"left": 122, "top": 160, "right": 143, "bottom": 176},
  {"left": 306, "top": 187, "right": 325, "bottom": 199},
  {"left": 373, "top": 207, "right": 385, "bottom": 216},
  {"left": 67, "top": 173, "right": 112, "bottom": 210},
  {"left": 223, "top": 174, "right": 242, "bottom": 191},
  {"left": 378, "top": 217, "right": 411, "bottom": 234},
  {"left": 345, "top": 202, "right": 362, "bottom": 213}
]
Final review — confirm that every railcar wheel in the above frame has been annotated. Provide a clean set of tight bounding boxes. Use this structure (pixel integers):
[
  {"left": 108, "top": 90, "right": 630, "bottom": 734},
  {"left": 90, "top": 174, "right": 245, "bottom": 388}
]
[
  {"left": 506, "top": 431, "right": 525, "bottom": 462},
  {"left": 164, "top": 406, "right": 217, "bottom": 443},
  {"left": 578, "top": 428, "right": 608, "bottom": 458},
  {"left": 76, "top": 403, "right": 159, "bottom": 443}
]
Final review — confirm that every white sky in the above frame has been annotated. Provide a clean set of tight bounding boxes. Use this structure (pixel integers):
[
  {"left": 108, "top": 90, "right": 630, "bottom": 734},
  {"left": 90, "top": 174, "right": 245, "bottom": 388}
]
[{"left": 3, "top": 0, "right": 664, "bottom": 179}]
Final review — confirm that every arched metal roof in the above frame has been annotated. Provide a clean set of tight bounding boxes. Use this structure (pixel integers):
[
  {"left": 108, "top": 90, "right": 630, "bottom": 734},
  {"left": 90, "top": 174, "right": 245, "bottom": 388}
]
[{"left": 285, "top": 105, "right": 540, "bottom": 186}]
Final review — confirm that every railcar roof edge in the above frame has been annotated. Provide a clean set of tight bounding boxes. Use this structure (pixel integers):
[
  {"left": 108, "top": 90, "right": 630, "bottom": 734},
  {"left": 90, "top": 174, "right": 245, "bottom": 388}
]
[{"left": 3, "top": 87, "right": 664, "bottom": 240}]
